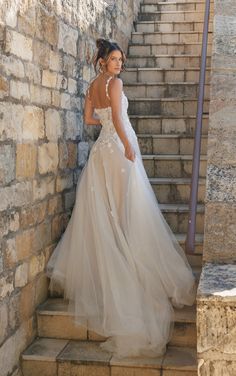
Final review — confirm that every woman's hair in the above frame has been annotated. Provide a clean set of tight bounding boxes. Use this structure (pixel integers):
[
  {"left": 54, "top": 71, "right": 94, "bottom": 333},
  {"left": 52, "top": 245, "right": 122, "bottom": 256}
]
[{"left": 93, "top": 38, "right": 126, "bottom": 73}]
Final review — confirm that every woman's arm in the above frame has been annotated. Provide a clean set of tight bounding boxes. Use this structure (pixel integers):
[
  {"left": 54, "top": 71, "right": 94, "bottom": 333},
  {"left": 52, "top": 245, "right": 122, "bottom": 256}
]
[
  {"left": 109, "top": 78, "right": 130, "bottom": 147},
  {"left": 83, "top": 90, "right": 101, "bottom": 126}
]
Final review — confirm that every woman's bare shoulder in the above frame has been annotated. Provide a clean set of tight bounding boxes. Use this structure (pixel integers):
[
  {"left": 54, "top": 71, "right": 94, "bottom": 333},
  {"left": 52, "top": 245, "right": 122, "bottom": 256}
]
[{"left": 109, "top": 77, "right": 123, "bottom": 91}]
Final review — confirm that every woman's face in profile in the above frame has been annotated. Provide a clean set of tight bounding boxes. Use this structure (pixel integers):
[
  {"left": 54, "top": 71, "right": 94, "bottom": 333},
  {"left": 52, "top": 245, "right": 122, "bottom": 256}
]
[{"left": 102, "top": 50, "right": 123, "bottom": 75}]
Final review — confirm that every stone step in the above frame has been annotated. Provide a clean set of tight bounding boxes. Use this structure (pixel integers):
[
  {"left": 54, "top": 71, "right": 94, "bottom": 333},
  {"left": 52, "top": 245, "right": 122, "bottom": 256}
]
[
  {"left": 37, "top": 297, "right": 196, "bottom": 324},
  {"left": 36, "top": 298, "right": 197, "bottom": 346},
  {"left": 121, "top": 67, "right": 211, "bottom": 84},
  {"left": 48, "top": 262, "right": 202, "bottom": 300},
  {"left": 159, "top": 203, "right": 205, "bottom": 233},
  {"left": 141, "top": 1, "right": 214, "bottom": 12},
  {"left": 128, "top": 41, "right": 212, "bottom": 55},
  {"left": 129, "top": 114, "right": 209, "bottom": 135},
  {"left": 149, "top": 176, "right": 206, "bottom": 204},
  {"left": 124, "top": 81, "right": 210, "bottom": 99},
  {"left": 186, "top": 252, "right": 202, "bottom": 266},
  {"left": 137, "top": 134, "right": 208, "bottom": 154},
  {"left": 171, "top": 322, "right": 197, "bottom": 347},
  {"left": 176, "top": 233, "right": 203, "bottom": 255},
  {"left": 138, "top": 10, "right": 214, "bottom": 22},
  {"left": 21, "top": 337, "right": 198, "bottom": 376},
  {"left": 135, "top": 20, "right": 213, "bottom": 33},
  {"left": 128, "top": 97, "right": 209, "bottom": 116},
  {"left": 131, "top": 31, "right": 213, "bottom": 44},
  {"left": 126, "top": 54, "right": 211, "bottom": 68},
  {"left": 141, "top": 153, "right": 207, "bottom": 178}
]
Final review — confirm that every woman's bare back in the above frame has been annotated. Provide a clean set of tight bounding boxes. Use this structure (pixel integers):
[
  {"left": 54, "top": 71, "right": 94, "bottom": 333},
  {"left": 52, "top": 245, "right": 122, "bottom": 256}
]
[
  {"left": 88, "top": 74, "right": 119, "bottom": 109},
  {"left": 84, "top": 74, "right": 136, "bottom": 162}
]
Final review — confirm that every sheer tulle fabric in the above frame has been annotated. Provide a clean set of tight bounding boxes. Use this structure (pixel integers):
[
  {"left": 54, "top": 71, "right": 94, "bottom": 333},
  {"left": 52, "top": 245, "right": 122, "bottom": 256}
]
[{"left": 46, "top": 91, "right": 197, "bottom": 359}]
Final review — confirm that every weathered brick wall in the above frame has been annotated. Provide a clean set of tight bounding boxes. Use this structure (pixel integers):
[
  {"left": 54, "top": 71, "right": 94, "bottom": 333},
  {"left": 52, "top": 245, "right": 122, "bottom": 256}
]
[{"left": 0, "top": 1, "right": 141, "bottom": 375}]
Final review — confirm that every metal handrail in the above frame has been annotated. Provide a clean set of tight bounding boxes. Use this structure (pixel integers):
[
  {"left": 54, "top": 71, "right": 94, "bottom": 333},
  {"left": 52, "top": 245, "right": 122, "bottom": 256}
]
[{"left": 185, "top": 0, "right": 212, "bottom": 254}]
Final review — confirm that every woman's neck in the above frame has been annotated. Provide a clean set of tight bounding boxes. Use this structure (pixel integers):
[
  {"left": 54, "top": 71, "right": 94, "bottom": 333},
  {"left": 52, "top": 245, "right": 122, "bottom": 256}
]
[{"left": 100, "top": 71, "right": 115, "bottom": 79}]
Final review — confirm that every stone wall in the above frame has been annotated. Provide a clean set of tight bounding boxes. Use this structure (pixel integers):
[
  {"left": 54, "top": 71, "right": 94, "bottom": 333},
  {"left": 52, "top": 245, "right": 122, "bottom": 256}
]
[
  {"left": 197, "top": 264, "right": 236, "bottom": 375},
  {"left": 198, "top": 1, "right": 236, "bottom": 374},
  {"left": 203, "top": 0, "right": 236, "bottom": 264},
  {"left": 0, "top": 1, "right": 141, "bottom": 375}
]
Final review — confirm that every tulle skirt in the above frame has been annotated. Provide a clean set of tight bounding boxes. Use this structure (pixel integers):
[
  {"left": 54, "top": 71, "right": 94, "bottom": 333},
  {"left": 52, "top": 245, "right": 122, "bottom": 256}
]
[{"left": 46, "top": 126, "right": 197, "bottom": 359}]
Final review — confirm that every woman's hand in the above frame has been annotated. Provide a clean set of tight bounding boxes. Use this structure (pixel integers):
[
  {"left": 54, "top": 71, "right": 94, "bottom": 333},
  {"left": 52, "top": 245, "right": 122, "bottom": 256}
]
[{"left": 124, "top": 141, "right": 136, "bottom": 162}]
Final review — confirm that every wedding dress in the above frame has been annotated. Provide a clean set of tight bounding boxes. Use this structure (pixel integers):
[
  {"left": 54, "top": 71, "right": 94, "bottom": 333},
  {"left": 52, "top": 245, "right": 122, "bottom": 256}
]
[{"left": 46, "top": 75, "right": 197, "bottom": 359}]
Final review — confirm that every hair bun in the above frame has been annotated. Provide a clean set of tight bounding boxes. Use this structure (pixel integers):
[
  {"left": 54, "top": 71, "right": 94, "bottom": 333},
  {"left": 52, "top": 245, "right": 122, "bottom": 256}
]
[{"left": 96, "top": 38, "right": 109, "bottom": 49}]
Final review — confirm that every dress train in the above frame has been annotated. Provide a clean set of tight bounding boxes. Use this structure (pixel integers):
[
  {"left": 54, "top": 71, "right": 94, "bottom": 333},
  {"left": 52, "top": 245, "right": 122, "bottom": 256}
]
[{"left": 46, "top": 76, "right": 197, "bottom": 358}]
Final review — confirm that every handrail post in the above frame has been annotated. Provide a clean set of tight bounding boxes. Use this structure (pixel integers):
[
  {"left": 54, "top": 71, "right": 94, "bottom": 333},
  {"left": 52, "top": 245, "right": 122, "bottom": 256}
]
[{"left": 185, "top": 0, "right": 211, "bottom": 254}]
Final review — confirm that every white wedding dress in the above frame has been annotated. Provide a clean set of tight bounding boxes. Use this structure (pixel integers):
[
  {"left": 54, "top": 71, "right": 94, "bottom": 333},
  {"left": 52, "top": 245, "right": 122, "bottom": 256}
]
[{"left": 46, "top": 75, "right": 197, "bottom": 359}]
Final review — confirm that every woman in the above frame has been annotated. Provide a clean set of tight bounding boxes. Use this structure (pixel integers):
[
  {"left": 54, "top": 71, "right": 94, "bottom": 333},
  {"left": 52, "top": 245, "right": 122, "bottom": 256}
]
[{"left": 46, "top": 38, "right": 197, "bottom": 359}]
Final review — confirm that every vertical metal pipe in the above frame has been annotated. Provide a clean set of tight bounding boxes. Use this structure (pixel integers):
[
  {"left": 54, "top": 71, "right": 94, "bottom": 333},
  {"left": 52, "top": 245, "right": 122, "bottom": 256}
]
[{"left": 185, "top": 0, "right": 211, "bottom": 254}]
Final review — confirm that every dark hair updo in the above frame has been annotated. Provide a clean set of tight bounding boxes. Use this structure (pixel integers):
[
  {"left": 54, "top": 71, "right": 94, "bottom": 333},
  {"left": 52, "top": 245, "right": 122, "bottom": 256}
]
[{"left": 93, "top": 38, "right": 126, "bottom": 74}]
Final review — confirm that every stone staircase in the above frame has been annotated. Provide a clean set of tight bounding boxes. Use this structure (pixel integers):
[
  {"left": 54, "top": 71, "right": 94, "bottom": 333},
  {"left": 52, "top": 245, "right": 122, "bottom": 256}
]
[{"left": 20, "top": 1, "right": 213, "bottom": 375}]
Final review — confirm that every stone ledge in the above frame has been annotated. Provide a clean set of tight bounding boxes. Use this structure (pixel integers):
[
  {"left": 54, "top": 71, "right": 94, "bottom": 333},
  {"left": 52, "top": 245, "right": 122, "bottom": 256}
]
[{"left": 197, "top": 263, "right": 236, "bottom": 303}]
